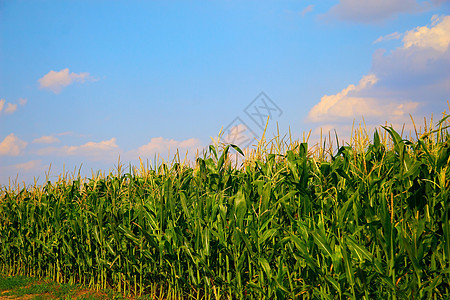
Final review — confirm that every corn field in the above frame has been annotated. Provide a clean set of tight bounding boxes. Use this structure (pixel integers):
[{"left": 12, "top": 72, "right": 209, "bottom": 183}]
[{"left": 1, "top": 114, "right": 450, "bottom": 299}]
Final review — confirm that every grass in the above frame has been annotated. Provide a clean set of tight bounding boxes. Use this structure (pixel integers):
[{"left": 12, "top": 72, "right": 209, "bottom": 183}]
[
  {"left": 1, "top": 111, "right": 450, "bottom": 299},
  {"left": 0, "top": 274, "right": 76, "bottom": 299},
  {"left": 0, "top": 274, "right": 152, "bottom": 299}
]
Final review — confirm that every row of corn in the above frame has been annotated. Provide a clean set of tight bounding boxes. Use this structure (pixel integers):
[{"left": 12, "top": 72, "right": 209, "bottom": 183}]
[{"left": 1, "top": 115, "right": 449, "bottom": 299}]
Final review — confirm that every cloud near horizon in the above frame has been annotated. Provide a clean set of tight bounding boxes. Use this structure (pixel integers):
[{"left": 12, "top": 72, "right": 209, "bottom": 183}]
[
  {"left": 14, "top": 160, "right": 46, "bottom": 172},
  {"left": 307, "top": 15, "right": 450, "bottom": 137},
  {"left": 33, "top": 135, "right": 203, "bottom": 163},
  {"left": 38, "top": 68, "right": 95, "bottom": 93},
  {"left": 132, "top": 137, "right": 202, "bottom": 159},
  {"left": 36, "top": 138, "right": 120, "bottom": 161},
  {"left": 0, "top": 134, "right": 28, "bottom": 156},
  {"left": 1, "top": 136, "right": 204, "bottom": 184},
  {"left": 325, "top": 0, "right": 442, "bottom": 23},
  {"left": 0, "top": 160, "right": 50, "bottom": 185}
]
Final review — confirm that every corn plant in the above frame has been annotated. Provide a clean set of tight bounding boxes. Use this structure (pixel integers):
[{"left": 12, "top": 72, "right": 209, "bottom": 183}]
[{"left": 1, "top": 113, "right": 449, "bottom": 299}]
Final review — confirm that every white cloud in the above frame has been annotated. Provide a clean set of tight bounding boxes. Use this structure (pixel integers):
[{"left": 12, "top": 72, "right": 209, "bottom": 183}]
[
  {"left": 0, "top": 98, "right": 25, "bottom": 115},
  {"left": 134, "top": 137, "right": 202, "bottom": 158},
  {"left": 307, "top": 15, "right": 449, "bottom": 135},
  {"left": 307, "top": 74, "right": 421, "bottom": 123},
  {"left": 37, "top": 138, "right": 120, "bottom": 161},
  {"left": 33, "top": 135, "right": 60, "bottom": 144},
  {"left": 58, "top": 132, "right": 74, "bottom": 136},
  {"left": 18, "top": 98, "right": 27, "bottom": 106},
  {"left": 301, "top": 5, "right": 315, "bottom": 17},
  {"left": 34, "top": 135, "right": 203, "bottom": 164},
  {"left": 38, "top": 68, "right": 95, "bottom": 93},
  {"left": 0, "top": 160, "right": 49, "bottom": 185},
  {"left": 308, "top": 74, "right": 384, "bottom": 122},
  {"left": 69, "top": 138, "right": 119, "bottom": 155},
  {"left": 56, "top": 131, "right": 87, "bottom": 137},
  {"left": 403, "top": 15, "right": 450, "bottom": 52},
  {"left": 325, "top": 0, "right": 429, "bottom": 23},
  {"left": 4, "top": 103, "right": 18, "bottom": 114},
  {"left": 371, "top": 15, "right": 450, "bottom": 89},
  {"left": 15, "top": 160, "right": 45, "bottom": 172},
  {"left": 0, "top": 134, "right": 27, "bottom": 156},
  {"left": 220, "top": 124, "right": 256, "bottom": 148},
  {"left": 374, "top": 32, "right": 403, "bottom": 44}
]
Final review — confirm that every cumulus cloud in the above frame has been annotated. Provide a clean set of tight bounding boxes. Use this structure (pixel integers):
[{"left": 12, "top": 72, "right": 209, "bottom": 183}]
[
  {"left": 37, "top": 138, "right": 120, "bottom": 161},
  {"left": 38, "top": 68, "right": 95, "bottom": 93},
  {"left": 371, "top": 15, "right": 450, "bottom": 92},
  {"left": 324, "top": 0, "right": 434, "bottom": 23},
  {"left": 374, "top": 32, "right": 403, "bottom": 44},
  {"left": 0, "top": 99, "right": 4, "bottom": 112},
  {"left": 307, "top": 15, "right": 450, "bottom": 137},
  {"left": 0, "top": 134, "right": 27, "bottom": 156},
  {"left": 32, "top": 135, "right": 60, "bottom": 144},
  {"left": 403, "top": 15, "right": 450, "bottom": 51},
  {"left": 308, "top": 74, "right": 378, "bottom": 122},
  {"left": 134, "top": 137, "right": 202, "bottom": 158},
  {"left": 307, "top": 74, "right": 421, "bottom": 123}
]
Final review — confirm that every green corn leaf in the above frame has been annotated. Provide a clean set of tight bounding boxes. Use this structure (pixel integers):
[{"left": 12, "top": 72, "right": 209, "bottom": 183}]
[
  {"left": 346, "top": 235, "right": 373, "bottom": 262},
  {"left": 230, "top": 144, "right": 245, "bottom": 156},
  {"left": 311, "top": 231, "right": 333, "bottom": 258},
  {"left": 325, "top": 275, "right": 341, "bottom": 294},
  {"left": 258, "top": 257, "right": 272, "bottom": 279}
]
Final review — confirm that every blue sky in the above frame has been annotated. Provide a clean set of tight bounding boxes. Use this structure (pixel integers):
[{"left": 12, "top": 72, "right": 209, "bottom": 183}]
[{"left": 1, "top": 0, "right": 449, "bottom": 185}]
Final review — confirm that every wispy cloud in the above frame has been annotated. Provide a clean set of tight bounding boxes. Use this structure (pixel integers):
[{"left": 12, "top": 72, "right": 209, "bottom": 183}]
[
  {"left": 133, "top": 137, "right": 202, "bottom": 158},
  {"left": 374, "top": 32, "right": 403, "bottom": 44},
  {"left": 301, "top": 5, "right": 315, "bottom": 17},
  {"left": 4, "top": 103, "right": 18, "bottom": 114},
  {"left": 324, "top": 0, "right": 433, "bottom": 24},
  {"left": 32, "top": 135, "right": 203, "bottom": 164},
  {"left": 37, "top": 138, "right": 120, "bottom": 161},
  {"left": 285, "top": 5, "right": 315, "bottom": 19},
  {"left": 14, "top": 160, "right": 45, "bottom": 172},
  {"left": 0, "top": 98, "right": 26, "bottom": 115},
  {"left": 38, "top": 68, "right": 96, "bottom": 94},
  {"left": 33, "top": 135, "right": 60, "bottom": 144},
  {"left": 0, "top": 160, "right": 49, "bottom": 184},
  {"left": 18, "top": 98, "right": 27, "bottom": 106},
  {"left": 0, "top": 133, "right": 28, "bottom": 156}
]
